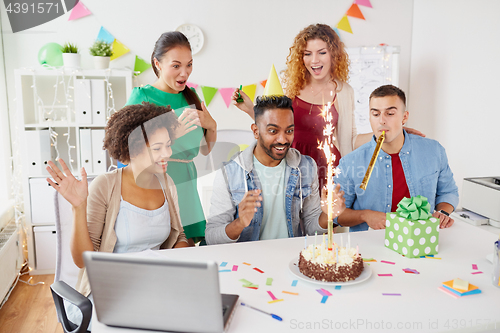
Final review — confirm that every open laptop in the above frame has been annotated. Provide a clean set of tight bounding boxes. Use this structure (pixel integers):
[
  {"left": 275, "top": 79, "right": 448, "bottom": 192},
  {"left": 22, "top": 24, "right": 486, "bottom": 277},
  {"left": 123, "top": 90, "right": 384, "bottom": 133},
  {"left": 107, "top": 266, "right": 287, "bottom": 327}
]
[{"left": 83, "top": 251, "right": 239, "bottom": 333}]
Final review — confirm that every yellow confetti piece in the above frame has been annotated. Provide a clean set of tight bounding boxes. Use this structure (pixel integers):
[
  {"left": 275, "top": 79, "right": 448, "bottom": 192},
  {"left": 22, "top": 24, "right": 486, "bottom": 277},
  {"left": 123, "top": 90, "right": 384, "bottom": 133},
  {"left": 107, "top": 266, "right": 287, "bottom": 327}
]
[
  {"left": 243, "top": 262, "right": 251, "bottom": 266},
  {"left": 268, "top": 299, "right": 284, "bottom": 304},
  {"left": 426, "top": 256, "right": 442, "bottom": 259},
  {"left": 282, "top": 291, "right": 299, "bottom": 295}
]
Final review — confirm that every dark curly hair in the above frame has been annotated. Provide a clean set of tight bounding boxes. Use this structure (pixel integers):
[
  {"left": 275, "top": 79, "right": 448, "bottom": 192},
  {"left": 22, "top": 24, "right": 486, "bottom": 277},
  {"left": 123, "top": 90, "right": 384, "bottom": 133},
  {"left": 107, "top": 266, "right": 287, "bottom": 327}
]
[
  {"left": 254, "top": 95, "right": 294, "bottom": 122},
  {"left": 103, "top": 102, "right": 178, "bottom": 163}
]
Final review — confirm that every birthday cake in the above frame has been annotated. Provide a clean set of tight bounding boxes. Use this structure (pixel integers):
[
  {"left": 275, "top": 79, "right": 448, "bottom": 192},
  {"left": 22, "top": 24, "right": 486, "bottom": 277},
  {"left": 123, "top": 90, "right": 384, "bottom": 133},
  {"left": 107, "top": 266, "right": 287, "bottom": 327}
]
[{"left": 298, "top": 243, "right": 364, "bottom": 282}]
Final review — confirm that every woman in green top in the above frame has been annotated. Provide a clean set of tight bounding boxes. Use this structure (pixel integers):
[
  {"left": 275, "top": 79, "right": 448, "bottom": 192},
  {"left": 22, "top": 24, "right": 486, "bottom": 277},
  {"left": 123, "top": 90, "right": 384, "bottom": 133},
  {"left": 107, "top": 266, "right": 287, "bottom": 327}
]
[{"left": 126, "top": 31, "right": 217, "bottom": 245}]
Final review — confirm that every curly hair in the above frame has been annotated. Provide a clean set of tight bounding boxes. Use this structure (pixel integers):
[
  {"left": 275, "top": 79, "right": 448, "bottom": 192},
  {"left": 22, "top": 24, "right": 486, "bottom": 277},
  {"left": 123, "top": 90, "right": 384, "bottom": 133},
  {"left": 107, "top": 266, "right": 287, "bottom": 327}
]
[
  {"left": 282, "top": 24, "right": 350, "bottom": 99},
  {"left": 103, "top": 102, "right": 178, "bottom": 163}
]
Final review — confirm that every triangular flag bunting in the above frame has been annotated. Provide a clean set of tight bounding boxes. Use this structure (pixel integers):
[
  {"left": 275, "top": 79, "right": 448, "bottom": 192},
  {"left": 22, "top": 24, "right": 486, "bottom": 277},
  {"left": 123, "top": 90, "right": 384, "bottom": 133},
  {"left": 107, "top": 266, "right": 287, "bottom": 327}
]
[
  {"left": 201, "top": 86, "right": 218, "bottom": 106},
  {"left": 110, "top": 39, "right": 130, "bottom": 60},
  {"left": 333, "top": 27, "right": 342, "bottom": 40},
  {"left": 96, "top": 26, "right": 114, "bottom": 44},
  {"left": 346, "top": 4, "right": 365, "bottom": 20},
  {"left": 186, "top": 82, "right": 198, "bottom": 89},
  {"left": 134, "top": 56, "right": 151, "bottom": 76},
  {"left": 68, "top": 1, "right": 92, "bottom": 21},
  {"left": 260, "top": 80, "right": 267, "bottom": 88},
  {"left": 242, "top": 84, "right": 257, "bottom": 102},
  {"left": 337, "top": 16, "right": 353, "bottom": 34},
  {"left": 218, "top": 88, "right": 234, "bottom": 108},
  {"left": 262, "top": 65, "right": 284, "bottom": 96},
  {"left": 354, "top": 0, "right": 372, "bottom": 8}
]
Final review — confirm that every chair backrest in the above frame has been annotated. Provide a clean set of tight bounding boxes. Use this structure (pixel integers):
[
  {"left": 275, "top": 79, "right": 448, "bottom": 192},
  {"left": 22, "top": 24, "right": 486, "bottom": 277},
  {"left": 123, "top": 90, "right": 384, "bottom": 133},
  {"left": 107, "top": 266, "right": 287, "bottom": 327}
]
[{"left": 54, "top": 178, "right": 93, "bottom": 288}]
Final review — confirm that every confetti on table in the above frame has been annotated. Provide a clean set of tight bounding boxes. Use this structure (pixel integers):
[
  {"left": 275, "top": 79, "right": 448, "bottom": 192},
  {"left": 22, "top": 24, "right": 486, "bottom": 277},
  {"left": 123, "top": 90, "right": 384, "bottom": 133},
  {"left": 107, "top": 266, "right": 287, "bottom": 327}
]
[
  {"left": 282, "top": 291, "right": 299, "bottom": 295},
  {"left": 291, "top": 280, "right": 298, "bottom": 287},
  {"left": 472, "top": 264, "right": 478, "bottom": 270},
  {"left": 243, "top": 262, "right": 251, "bottom": 266},
  {"left": 471, "top": 271, "right": 483, "bottom": 275},
  {"left": 268, "top": 299, "right": 284, "bottom": 304},
  {"left": 425, "top": 256, "right": 441, "bottom": 259},
  {"left": 335, "top": 286, "right": 342, "bottom": 290},
  {"left": 321, "top": 295, "right": 329, "bottom": 303},
  {"left": 363, "top": 258, "right": 377, "bottom": 262},
  {"left": 220, "top": 262, "right": 228, "bottom": 267},
  {"left": 244, "top": 286, "right": 258, "bottom": 290},
  {"left": 403, "top": 268, "right": 420, "bottom": 274},
  {"left": 219, "top": 269, "right": 231, "bottom": 273},
  {"left": 266, "top": 278, "right": 273, "bottom": 286},
  {"left": 382, "top": 293, "right": 401, "bottom": 296},
  {"left": 253, "top": 267, "right": 264, "bottom": 273},
  {"left": 378, "top": 274, "right": 393, "bottom": 277},
  {"left": 267, "top": 291, "right": 278, "bottom": 300},
  {"left": 232, "top": 265, "right": 238, "bottom": 272},
  {"left": 239, "top": 279, "right": 252, "bottom": 285},
  {"left": 320, "top": 288, "right": 332, "bottom": 296},
  {"left": 381, "top": 260, "right": 395, "bottom": 265},
  {"left": 438, "top": 286, "right": 460, "bottom": 299}
]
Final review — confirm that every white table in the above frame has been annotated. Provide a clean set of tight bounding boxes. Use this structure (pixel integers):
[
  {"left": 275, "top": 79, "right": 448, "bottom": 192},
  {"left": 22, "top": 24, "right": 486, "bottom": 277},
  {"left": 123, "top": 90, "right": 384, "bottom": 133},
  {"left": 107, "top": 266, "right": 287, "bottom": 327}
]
[{"left": 92, "top": 222, "right": 500, "bottom": 333}]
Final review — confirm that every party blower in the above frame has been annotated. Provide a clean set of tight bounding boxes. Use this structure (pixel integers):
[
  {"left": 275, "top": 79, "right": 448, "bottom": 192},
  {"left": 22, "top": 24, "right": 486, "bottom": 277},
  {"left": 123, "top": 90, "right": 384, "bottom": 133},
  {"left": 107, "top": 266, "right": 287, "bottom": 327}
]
[{"left": 360, "top": 131, "right": 385, "bottom": 190}]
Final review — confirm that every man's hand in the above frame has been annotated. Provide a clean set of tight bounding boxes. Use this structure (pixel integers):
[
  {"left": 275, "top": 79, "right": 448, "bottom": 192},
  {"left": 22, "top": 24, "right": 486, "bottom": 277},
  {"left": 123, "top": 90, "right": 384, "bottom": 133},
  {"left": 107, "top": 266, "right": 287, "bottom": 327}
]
[
  {"left": 363, "top": 210, "right": 387, "bottom": 229},
  {"left": 432, "top": 211, "right": 454, "bottom": 228},
  {"left": 225, "top": 190, "right": 262, "bottom": 240}
]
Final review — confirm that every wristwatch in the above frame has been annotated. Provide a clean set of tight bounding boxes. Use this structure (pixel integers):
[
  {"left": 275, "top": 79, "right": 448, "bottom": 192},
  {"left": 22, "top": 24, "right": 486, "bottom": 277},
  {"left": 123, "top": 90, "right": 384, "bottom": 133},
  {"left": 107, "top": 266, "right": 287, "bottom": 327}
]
[{"left": 438, "top": 209, "right": 450, "bottom": 216}]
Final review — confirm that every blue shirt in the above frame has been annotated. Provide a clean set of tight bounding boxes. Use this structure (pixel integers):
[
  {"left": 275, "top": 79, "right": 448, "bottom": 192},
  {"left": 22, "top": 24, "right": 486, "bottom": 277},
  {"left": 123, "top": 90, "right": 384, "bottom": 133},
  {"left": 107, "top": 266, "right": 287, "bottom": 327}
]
[{"left": 335, "top": 131, "right": 459, "bottom": 232}]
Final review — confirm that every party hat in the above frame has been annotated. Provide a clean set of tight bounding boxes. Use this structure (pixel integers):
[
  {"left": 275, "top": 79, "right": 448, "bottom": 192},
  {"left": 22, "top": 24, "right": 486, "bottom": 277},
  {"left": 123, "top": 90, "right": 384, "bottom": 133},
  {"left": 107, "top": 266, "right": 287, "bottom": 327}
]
[{"left": 262, "top": 64, "right": 284, "bottom": 96}]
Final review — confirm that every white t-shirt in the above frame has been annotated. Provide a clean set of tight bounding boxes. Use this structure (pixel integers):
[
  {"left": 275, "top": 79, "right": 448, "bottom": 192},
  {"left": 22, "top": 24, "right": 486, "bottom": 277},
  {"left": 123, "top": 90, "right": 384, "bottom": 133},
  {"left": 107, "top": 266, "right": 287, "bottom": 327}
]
[{"left": 253, "top": 157, "right": 288, "bottom": 240}]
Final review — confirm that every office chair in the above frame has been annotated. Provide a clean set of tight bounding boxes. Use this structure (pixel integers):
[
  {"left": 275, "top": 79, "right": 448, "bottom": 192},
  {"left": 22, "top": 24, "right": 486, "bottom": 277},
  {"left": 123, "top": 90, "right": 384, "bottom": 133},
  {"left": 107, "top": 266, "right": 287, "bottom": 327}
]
[{"left": 51, "top": 185, "right": 93, "bottom": 333}]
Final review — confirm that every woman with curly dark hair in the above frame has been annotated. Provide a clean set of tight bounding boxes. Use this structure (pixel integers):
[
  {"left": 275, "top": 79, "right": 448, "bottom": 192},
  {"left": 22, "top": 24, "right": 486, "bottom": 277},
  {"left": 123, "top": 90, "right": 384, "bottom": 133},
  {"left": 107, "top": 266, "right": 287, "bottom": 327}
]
[
  {"left": 125, "top": 31, "right": 216, "bottom": 246},
  {"left": 46, "top": 103, "right": 191, "bottom": 306}
]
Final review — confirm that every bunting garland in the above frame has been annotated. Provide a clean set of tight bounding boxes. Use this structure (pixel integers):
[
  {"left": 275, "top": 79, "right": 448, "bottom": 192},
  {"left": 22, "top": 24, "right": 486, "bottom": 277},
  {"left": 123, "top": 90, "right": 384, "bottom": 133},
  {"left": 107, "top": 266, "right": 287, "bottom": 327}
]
[
  {"left": 95, "top": 26, "right": 130, "bottom": 61},
  {"left": 201, "top": 86, "right": 218, "bottom": 106},
  {"left": 133, "top": 56, "right": 151, "bottom": 76},
  {"left": 336, "top": 0, "right": 372, "bottom": 34},
  {"left": 68, "top": 1, "right": 92, "bottom": 21}
]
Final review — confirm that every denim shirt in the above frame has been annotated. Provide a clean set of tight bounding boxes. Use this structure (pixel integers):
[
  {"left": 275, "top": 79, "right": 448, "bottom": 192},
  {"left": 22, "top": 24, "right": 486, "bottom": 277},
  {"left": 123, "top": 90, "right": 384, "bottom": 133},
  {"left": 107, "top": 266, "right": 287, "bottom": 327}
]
[
  {"left": 335, "top": 131, "right": 459, "bottom": 232},
  {"left": 206, "top": 142, "right": 327, "bottom": 245}
]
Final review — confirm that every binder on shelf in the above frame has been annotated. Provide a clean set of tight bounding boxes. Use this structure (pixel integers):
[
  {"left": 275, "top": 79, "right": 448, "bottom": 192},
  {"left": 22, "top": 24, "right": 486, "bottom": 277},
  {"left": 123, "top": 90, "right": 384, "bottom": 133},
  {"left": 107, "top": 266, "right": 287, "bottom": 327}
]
[
  {"left": 25, "top": 129, "right": 53, "bottom": 176},
  {"left": 91, "top": 129, "right": 107, "bottom": 174},
  {"left": 29, "top": 178, "right": 57, "bottom": 224},
  {"left": 91, "top": 79, "right": 107, "bottom": 126},
  {"left": 79, "top": 128, "right": 93, "bottom": 174},
  {"left": 75, "top": 79, "right": 92, "bottom": 125}
]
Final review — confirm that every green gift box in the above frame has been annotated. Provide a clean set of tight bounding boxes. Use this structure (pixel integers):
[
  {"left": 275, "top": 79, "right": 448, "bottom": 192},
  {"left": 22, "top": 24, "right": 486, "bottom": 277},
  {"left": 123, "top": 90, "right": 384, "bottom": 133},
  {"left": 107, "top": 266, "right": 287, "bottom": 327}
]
[{"left": 384, "top": 196, "right": 440, "bottom": 258}]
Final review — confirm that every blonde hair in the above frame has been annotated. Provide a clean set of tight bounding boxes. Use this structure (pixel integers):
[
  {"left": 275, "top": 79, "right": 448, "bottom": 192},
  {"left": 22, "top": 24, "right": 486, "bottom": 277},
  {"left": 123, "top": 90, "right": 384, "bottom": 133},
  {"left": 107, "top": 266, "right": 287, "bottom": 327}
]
[{"left": 283, "top": 24, "right": 350, "bottom": 99}]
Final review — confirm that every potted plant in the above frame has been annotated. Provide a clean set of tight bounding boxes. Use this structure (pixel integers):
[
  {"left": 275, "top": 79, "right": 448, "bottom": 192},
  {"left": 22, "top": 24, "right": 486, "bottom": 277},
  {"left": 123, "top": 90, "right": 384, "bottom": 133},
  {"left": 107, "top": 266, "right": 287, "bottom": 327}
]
[
  {"left": 61, "top": 42, "right": 80, "bottom": 68},
  {"left": 89, "top": 40, "right": 113, "bottom": 69}
]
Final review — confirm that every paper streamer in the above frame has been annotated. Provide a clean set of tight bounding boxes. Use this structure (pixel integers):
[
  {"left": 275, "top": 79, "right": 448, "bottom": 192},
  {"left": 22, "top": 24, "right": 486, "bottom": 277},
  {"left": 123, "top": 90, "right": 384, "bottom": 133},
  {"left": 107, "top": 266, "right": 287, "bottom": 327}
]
[
  {"left": 68, "top": 1, "right": 92, "bottom": 21},
  {"left": 346, "top": 4, "right": 365, "bottom": 20},
  {"left": 218, "top": 88, "right": 234, "bottom": 108},
  {"left": 134, "top": 56, "right": 151, "bottom": 76},
  {"left": 337, "top": 15, "right": 353, "bottom": 34},
  {"left": 242, "top": 84, "right": 257, "bottom": 103},
  {"left": 110, "top": 39, "right": 130, "bottom": 61},
  {"left": 354, "top": 0, "right": 373, "bottom": 8},
  {"left": 97, "top": 26, "right": 114, "bottom": 44},
  {"left": 201, "top": 86, "right": 218, "bottom": 106}
]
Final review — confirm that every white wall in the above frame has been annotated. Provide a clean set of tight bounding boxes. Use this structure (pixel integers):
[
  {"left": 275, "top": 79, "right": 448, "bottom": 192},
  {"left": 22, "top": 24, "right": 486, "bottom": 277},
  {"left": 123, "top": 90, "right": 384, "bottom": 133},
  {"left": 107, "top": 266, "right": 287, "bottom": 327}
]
[
  {"left": 409, "top": 0, "right": 500, "bottom": 208},
  {"left": 1, "top": 0, "right": 414, "bottom": 133}
]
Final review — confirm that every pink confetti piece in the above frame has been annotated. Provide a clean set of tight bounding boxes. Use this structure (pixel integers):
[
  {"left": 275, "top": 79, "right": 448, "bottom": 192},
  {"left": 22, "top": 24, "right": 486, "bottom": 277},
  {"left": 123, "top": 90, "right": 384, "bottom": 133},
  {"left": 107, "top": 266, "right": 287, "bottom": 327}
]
[
  {"left": 382, "top": 293, "right": 401, "bottom": 296},
  {"left": 378, "top": 274, "right": 393, "bottom": 277},
  {"left": 267, "top": 291, "right": 277, "bottom": 300},
  {"left": 471, "top": 271, "right": 483, "bottom": 275},
  {"left": 232, "top": 265, "right": 238, "bottom": 271},
  {"left": 253, "top": 267, "right": 264, "bottom": 273},
  {"left": 320, "top": 288, "right": 332, "bottom": 296},
  {"left": 381, "top": 260, "right": 395, "bottom": 265},
  {"left": 472, "top": 264, "right": 478, "bottom": 270}
]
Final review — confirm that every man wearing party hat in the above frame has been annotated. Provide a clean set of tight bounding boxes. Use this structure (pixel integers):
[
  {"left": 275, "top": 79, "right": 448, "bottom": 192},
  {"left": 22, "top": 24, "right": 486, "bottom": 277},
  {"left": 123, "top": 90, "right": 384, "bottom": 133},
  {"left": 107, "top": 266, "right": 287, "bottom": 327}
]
[{"left": 206, "top": 66, "right": 345, "bottom": 244}]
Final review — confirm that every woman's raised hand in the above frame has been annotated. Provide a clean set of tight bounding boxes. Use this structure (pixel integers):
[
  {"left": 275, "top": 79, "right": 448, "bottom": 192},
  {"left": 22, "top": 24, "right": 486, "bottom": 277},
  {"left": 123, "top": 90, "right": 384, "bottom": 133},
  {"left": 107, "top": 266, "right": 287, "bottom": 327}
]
[
  {"left": 46, "top": 159, "right": 88, "bottom": 208},
  {"left": 176, "top": 108, "right": 199, "bottom": 138},
  {"left": 231, "top": 88, "right": 255, "bottom": 120}
]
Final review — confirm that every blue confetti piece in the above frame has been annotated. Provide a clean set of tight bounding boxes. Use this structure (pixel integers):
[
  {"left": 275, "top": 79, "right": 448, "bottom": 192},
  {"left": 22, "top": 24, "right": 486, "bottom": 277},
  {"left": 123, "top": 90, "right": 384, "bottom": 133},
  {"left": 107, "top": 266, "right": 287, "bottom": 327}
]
[
  {"left": 220, "top": 262, "right": 228, "bottom": 267},
  {"left": 321, "top": 295, "right": 328, "bottom": 303},
  {"left": 335, "top": 286, "right": 342, "bottom": 290},
  {"left": 218, "top": 269, "right": 231, "bottom": 273},
  {"left": 291, "top": 280, "right": 298, "bottom": 287}
]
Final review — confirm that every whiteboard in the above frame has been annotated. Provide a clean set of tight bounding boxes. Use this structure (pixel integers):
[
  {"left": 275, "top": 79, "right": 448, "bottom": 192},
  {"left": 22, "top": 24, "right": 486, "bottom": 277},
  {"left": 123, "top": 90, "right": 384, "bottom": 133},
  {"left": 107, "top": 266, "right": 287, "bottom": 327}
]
[{"left": 347, "top": 46, "right": 400, "bottom": 134}]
